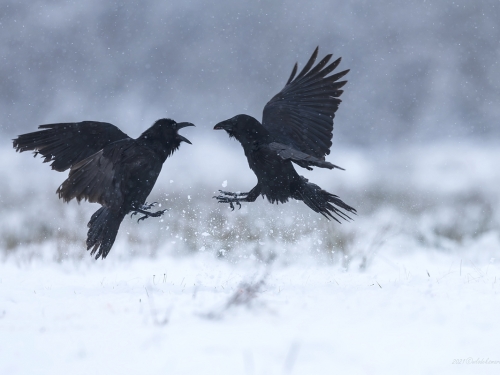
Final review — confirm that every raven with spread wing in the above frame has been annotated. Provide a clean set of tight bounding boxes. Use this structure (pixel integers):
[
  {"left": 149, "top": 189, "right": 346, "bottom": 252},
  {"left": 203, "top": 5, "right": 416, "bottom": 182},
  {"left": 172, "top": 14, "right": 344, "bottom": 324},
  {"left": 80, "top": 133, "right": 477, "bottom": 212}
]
[
  {"left": 13, "top": 119, "right": 194, "bottom": 259},
  {"left": 213, "top": 47, "right": 355, "bottom": 221}
]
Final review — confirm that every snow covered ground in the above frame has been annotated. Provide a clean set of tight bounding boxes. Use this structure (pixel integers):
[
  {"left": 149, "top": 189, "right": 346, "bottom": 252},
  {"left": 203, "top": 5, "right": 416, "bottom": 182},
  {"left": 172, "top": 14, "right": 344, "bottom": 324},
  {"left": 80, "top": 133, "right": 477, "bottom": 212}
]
[
  {"left": 2, "top": 251, "right": 500, "bottom": 374},
  {"left": 1, "top": 141, "right": 500, "bottom": 374}
]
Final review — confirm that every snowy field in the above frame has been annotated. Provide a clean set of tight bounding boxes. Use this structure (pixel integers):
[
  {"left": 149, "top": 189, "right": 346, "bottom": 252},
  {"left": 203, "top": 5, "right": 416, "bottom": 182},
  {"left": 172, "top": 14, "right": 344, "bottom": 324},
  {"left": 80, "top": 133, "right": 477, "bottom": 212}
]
[{"left": 1, "top": 141, "right": 500, "bottom": 374}]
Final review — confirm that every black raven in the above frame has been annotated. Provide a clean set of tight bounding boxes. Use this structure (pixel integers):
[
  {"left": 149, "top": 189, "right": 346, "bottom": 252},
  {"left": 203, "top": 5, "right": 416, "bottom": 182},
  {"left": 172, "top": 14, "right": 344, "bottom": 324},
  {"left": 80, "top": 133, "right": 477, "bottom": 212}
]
[
  {"left": 213, "top": 47, "right": 355, "bottom": 222},
  {"left": 13, "top": 119, "right": 194, "bottom": 259}
]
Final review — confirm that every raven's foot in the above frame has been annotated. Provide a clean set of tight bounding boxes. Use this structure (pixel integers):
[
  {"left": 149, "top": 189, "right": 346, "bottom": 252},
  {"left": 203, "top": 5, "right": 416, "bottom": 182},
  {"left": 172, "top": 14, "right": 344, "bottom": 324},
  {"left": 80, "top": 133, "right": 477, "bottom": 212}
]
[
  {"left": 130, "top": 202, "right": 158, "bottom": 218},
  {"left": 137, "top": 209, "right": 168, "bottom": 223},
  {"left": 213, "top": 191, "right": 246, "bottom": 211},
  {"left": 131, "top": 202, "right": 168, "bottom": 222}
]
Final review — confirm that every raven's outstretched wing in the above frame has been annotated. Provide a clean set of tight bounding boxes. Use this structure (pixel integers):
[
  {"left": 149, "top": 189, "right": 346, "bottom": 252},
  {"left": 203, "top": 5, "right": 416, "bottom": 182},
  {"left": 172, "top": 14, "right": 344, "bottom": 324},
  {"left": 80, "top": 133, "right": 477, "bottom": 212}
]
[
  {"left": 262, "top": 47, "right": 348, "bottom": 159},
  {"left": 56, "top": 140, "right": 133, "bottom": 207},
  {"left": 268, "top": 142, "right": 344, "bottom": 171},
  {"left": 13, "top": 121, "right": 130, "bottom": 172}
]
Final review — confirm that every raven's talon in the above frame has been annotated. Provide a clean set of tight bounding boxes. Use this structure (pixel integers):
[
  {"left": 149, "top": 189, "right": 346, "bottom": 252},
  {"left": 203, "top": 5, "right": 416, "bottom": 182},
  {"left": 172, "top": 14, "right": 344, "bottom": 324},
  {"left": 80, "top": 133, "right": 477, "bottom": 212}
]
[
  {"left": 149, "top": 209, "right": 167, "bottom": 218},
  {"left": 130, "top": 211, "right": 138, "bottom": 218},
  {"left": 154, "top": 209, "right": 167, "bottom": 217},
  {"left": 137, "top": 215, "right": 148, "bottom": 223},
  {"left": 214, "top": 195, "right": 243, "bottom": 211}
]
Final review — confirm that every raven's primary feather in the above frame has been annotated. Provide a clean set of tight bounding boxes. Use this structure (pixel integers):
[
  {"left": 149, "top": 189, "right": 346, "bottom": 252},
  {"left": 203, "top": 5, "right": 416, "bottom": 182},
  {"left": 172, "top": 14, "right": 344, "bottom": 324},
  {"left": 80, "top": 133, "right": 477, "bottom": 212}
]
[{"left": 262, "top": 46, "right": 349, "bottom": 159}]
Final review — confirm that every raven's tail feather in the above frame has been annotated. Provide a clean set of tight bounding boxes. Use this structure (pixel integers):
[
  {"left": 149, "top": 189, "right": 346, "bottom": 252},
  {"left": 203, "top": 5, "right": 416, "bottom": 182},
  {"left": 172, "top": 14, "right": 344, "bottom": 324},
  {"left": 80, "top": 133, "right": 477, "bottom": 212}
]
[
  {"left": 294, "top": 176, "right": 356, "bottom": 222},
  {"left": 87, "top": 207, "right": 124, "bottom": 259}
]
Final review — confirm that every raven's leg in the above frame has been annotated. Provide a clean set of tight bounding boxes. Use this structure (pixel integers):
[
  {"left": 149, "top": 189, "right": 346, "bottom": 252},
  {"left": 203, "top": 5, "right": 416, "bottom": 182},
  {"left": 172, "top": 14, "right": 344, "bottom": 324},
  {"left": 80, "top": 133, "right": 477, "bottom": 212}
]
[
  {"left": 142, "top": 202, "right": 158, "bottom": 210},
  {"left": 213, "top": 184, "right": 261, "bottom": 211},
  {"left": 217, "top": 190, "right": 249, "bottom": 197}
]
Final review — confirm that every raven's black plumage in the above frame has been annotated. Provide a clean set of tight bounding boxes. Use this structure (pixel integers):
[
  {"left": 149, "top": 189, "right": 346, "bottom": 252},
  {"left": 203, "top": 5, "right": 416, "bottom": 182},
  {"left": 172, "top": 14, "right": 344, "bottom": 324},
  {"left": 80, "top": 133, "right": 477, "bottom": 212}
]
[
  {"left": 13, "top": 118, "right": 194, "bottom": 259},
  {"left": 213, "top": 47, "right": 355, "bottom": 221}
]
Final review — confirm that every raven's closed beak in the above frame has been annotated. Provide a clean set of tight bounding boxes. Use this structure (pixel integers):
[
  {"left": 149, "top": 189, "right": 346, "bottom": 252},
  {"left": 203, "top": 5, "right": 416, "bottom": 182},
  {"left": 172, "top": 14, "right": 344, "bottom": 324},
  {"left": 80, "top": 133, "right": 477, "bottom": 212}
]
[{"left": 214, "top": 120, "right": 231, "bottom": 130}]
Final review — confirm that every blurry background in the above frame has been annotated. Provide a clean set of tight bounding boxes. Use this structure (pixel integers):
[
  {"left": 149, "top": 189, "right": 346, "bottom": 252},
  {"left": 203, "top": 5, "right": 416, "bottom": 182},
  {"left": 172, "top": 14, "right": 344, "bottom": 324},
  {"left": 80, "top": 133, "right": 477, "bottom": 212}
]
[
  {"left": 1, "top": 0, "right": 499, "bottom": 263},
  {"left": 2, "top": 0, "right": 499, "bottom": 143}
]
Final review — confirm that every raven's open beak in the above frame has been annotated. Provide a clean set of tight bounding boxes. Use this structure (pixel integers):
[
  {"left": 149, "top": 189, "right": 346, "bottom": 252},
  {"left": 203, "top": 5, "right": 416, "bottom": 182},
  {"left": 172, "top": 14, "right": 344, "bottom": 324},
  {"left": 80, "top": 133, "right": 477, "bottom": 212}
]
[
  {"left": 176, "top": 122, "right": 194, "bottom": 144},
  {"left": 177, "top": 122, "right": 195, "bottom": 129},
  {"left": 177, "top": 135, "right": 192, "bottom": 144}
]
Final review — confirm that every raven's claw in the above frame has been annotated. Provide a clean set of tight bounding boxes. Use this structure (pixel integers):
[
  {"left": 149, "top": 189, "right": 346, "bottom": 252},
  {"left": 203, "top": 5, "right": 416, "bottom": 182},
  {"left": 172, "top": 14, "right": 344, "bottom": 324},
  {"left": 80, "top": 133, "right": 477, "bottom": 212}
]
[
  {"left": 135, "top": 208, "right": 167, "bottom": 223},
  {"left": 213, "top": 191, "right": 245, "bottom": 211},
  {"left": 131, "top": 202, "right": 159, "bottom": 218}
]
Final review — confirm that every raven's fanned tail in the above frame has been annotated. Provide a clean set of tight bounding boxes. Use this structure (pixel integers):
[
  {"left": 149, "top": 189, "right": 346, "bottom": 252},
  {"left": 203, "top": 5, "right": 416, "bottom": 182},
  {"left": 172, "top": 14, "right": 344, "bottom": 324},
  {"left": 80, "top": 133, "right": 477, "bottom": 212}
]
[
  {"left": 293, "top": 176, "right": 356, "bottom": 222},
  {"left": 87, "top": 207, "right": 124, "bottom": 259}
]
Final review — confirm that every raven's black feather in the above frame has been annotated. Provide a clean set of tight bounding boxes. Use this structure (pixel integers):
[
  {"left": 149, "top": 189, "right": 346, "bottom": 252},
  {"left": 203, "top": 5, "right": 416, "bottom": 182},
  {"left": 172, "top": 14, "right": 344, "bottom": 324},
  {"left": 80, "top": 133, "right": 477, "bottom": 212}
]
[
  {"left": 213, "top": 48, "right": 356, "bottom": 221},
  {"left": 13, "top": 119, "right": 194, "bottom": 259}
]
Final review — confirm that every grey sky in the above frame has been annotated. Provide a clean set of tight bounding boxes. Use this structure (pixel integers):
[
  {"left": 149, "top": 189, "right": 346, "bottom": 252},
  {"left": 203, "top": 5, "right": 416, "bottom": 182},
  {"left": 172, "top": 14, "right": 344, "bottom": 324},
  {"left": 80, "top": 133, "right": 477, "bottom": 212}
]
[{"left": 1, "top": 0, "right": 499, "bottom": 146}]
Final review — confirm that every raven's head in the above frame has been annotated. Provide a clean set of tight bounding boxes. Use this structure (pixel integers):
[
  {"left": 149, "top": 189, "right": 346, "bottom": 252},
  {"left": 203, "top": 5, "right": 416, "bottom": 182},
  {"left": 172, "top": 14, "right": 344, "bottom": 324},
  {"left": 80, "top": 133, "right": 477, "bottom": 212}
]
[
  {"left": 214, "top": 114, "right": 269, "bottom": 144},
  {"left": 152, "top": 118, "right": 195, "bottom": 145},
  {"left": 140, "top": 118, "right": 195, "bottom": 158}
]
